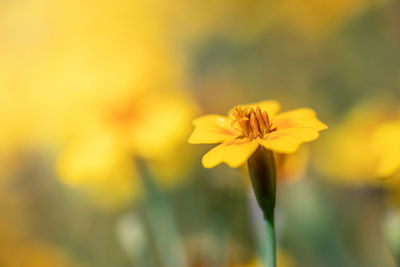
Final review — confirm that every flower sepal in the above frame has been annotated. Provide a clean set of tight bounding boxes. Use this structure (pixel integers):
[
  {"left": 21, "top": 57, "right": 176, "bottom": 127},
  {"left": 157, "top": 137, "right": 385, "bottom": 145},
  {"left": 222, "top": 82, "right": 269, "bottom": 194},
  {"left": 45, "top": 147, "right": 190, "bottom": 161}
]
[
  {"left": 247, "top": 146, "right": 277, "bottom": 220},
  {"left": 247, "top": 146, "right": 277, "bottom": 267}
]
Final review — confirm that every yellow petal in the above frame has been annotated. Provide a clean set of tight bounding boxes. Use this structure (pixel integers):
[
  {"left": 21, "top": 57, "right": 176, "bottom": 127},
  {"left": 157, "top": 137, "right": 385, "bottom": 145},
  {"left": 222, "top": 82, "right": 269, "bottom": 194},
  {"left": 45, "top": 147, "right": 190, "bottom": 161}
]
[
  {"left": 258, "top": 128, "right": 320, "bottom": 153},
  {"left": 56, "top": 131, "right": 140, "bottom": 208},
  {"left": 202, "top": 139, "right": 259, "bottom": 168},
  {"left": 275, "top": 146, "right": 309, "bottom": 183},
  {"left": 229, "top": 100, "right": 281, "bottom": 118},
  {"left": 188, "top": 114, "right": 239, "bottom": 144},
  {"left": 372, "top": 121, "right": 400, "bottom": 177},
  {"left": 273, "top": 108, "right": 327, "bottom": 131},
  {"left": 130, "top": 92, "right": 196, "bottom": 158}
]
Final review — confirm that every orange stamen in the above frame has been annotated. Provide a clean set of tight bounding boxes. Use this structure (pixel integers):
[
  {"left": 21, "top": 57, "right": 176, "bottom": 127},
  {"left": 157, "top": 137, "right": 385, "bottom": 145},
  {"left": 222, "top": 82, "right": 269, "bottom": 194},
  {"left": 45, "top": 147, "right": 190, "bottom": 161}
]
[{"left": 231, "top": 105, "right": 275, "bottom": 140}]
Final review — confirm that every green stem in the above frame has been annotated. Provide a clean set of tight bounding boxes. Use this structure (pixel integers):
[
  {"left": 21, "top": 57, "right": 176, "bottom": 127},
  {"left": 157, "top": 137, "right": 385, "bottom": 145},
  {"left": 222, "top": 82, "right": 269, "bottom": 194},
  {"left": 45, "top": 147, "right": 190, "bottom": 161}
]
[
  {"left": 137, "top": 160, "right": 188, "bottom": 267},
  {"left": 247, "top": 147, "right": 277, "bottom": 267},
  {"left": 383, "top": 208, "right": 400, "bottom": 267},
  {"left": 264, "top": 213, "right": 276, "bottom": 267}
]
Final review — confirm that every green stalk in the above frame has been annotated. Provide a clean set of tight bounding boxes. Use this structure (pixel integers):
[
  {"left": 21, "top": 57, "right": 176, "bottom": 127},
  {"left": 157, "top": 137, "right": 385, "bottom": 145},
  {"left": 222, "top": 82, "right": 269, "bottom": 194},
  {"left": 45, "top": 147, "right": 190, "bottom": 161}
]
[
  {"left": 247, "top": 147, "right": 277, "bottom": 267},
  {"left": 383, "top": 209, "right": 400, "bottom": 266},
  {"left": 137, "top": 160, "right": 188, "bottom": 267},
  {"left": 264, "top": 213, "right": 276, "bottom": 267}
]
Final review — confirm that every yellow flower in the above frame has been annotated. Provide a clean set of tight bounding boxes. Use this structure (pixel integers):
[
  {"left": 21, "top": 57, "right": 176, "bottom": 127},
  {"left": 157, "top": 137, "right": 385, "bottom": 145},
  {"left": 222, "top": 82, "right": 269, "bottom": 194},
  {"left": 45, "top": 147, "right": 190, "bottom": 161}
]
[
  {"left": 314, "top": 99, "right": 400, "bottom": 183},
  {"left": 0, "top": 0, "right": 185, "bottom": 149},
  {"left": 57, "top": 91, "right": 196, "bottom": 208},
  {"left": 189, "top": 100, "right": 327, "bottom": 168},
  {"left": 0, "top": 0, "right": 197, "bottom": 208}
]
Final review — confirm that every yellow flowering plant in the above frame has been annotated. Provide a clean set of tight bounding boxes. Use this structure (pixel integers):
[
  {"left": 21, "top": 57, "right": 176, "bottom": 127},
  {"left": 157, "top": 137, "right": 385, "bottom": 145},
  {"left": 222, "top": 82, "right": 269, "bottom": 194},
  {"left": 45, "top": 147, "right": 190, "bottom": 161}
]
[
  {"left": 313, "top": 99, "right": 400, "bottom": 264},
  {"left": 57, "top": 91, "right": 196, "bottom": 208},
  {"left": 189, "top": 100, "right": 326, "bottom": 267},
  {"left": 189, "top": 100, "right": 327, "bottom": 168},
  {"left": 0, "top": 0, "right": 199, "bottom": 208},
  {"left": 315, "top": 99, "right": 400, "bottom": 182}
]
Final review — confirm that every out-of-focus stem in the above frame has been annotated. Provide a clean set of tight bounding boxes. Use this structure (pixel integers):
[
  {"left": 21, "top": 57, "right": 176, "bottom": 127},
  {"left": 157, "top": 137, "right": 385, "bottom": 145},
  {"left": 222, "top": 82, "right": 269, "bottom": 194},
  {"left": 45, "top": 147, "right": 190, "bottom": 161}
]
[
  {"left": 137, "top": 160, "right": 188, "bottom": 267},
  {"left": 383, "top": 208, "right": 400, "bottom": 267}
]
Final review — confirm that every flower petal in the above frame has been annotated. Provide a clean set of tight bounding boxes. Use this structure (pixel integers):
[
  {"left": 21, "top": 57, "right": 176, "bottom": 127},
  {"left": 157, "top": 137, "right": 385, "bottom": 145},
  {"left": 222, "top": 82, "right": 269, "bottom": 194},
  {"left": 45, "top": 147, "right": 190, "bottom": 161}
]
[
  {"left": 372, "top": 121, "right": 400, "bottom": 177},
  {"left": 275, "top": 146, "right": 309, "bottom": 183},
  {"left": 258, "top": 128, "right": 320, "bottom": 153},
  {"left": 273, "top": 108, "right": 327, "bottom": 131},
  {"left": 229, "top": 100, "right": 281, "bottom": 118},
  {"left": 202, "top": 139, "right": 259, "bottom": 168},
  {"left": 56, "top": 131, "right": 139, "bottom": 207},
  {"left": 188, "top": 114, "right": 239, "bottom": 144}
]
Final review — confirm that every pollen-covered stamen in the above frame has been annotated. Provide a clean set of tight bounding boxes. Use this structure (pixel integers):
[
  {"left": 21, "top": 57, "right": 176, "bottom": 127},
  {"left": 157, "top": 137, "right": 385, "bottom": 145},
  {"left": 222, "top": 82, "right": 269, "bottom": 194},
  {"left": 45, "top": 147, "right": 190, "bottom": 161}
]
[
  {"left": 255, "top": 106, "right": 266, "bottom": 133},
  {"left": 231, "top": 105, "right": 276, "bottom": 140}
]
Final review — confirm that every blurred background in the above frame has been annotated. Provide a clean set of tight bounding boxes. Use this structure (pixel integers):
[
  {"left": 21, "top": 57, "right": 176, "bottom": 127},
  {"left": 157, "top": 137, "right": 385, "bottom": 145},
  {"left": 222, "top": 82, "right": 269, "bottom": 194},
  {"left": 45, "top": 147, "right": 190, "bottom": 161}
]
[{"left": 1, "top": 0, "right": 400, "bottom": 266}]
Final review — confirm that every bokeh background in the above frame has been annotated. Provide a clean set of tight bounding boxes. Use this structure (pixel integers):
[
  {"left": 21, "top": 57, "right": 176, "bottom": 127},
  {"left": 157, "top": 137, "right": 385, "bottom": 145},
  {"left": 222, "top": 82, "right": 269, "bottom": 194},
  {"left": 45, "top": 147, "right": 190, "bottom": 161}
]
[{"left": 1, "top": 0, "right": 400, "bottom": 266}]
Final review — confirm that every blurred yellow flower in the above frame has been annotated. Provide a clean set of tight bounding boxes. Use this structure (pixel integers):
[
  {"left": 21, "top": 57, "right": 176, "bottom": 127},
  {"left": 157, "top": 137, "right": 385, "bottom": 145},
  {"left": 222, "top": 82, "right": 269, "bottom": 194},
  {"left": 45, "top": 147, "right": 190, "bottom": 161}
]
[
  {"left": 0, "top": 0, "right": 197, "bottom": 207},
  {"left": 57, "top": 91, "right": 196, "bottom": 208},
  {"left": 189, "top": 100, "right": 327, "bottom": 168},
  {"left": 275, "top": 146, "right": 310, "bottom": 183},
  {"left": 315, "top": 99, "right": 400, "bottom": 183},
  {"left": 373, "top": 121, "right": 400, "bottom": 209},
  {"left": 0, "top": 0, "right": 185, "bottom": 148},
  {"left": 372, "top": 121, "right": 400, "bottom": 177}
]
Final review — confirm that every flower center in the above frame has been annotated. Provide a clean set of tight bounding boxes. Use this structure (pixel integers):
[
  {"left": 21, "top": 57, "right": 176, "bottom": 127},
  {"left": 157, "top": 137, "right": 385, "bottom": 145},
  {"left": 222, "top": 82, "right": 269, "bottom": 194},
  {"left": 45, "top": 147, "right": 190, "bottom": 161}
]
[{"left": 231, "top": 106, "right": 276, "bottom": 140}]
